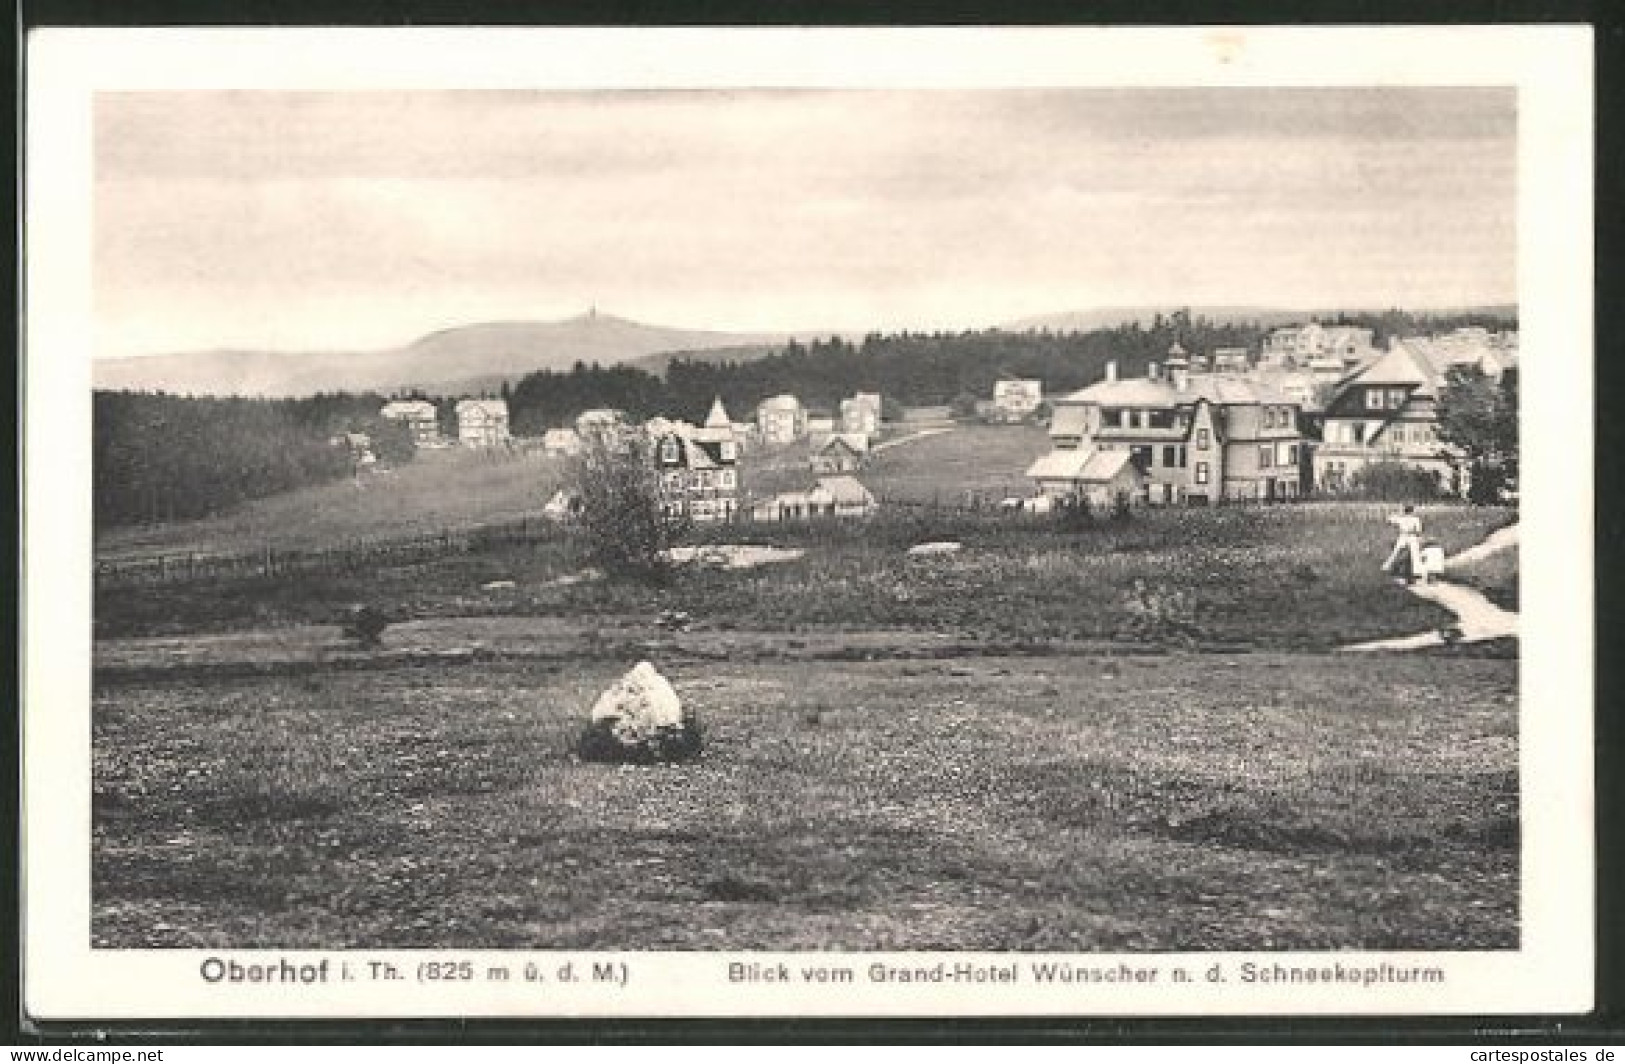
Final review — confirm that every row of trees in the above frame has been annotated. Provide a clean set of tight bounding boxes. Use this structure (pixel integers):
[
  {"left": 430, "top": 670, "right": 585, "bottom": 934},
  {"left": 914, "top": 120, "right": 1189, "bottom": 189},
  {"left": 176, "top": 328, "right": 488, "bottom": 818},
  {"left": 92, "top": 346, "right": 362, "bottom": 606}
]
[
  {"left": 507, "top": 308, "right": 1516, "bottom": 430},
  {"left": 94, "top": 391, "right": 414, "bottom": 529}
]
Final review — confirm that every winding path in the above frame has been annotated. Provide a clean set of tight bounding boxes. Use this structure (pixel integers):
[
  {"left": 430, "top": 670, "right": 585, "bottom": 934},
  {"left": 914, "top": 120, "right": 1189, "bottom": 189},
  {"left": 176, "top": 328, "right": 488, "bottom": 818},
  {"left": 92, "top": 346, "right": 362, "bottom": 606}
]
[
  {"left": 869, "top": 427, "right": 954, "bottom": 454},
  {"left": 1339, "top": 524, "right": 1519, "bottom": 652}
]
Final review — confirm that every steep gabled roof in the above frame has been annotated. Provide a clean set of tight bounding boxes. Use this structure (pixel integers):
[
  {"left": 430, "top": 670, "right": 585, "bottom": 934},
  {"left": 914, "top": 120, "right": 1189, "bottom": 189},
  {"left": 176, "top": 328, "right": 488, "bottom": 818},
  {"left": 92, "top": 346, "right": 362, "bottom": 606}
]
[
  {"left": 819, "top": 432, "right": 870, "bottom": 455},
  {"left": 704, "top": 396, "right": 732, "bottom": 428},
  {"left": 1344, "top": 343, "right": 1440, "bottom": 398}
]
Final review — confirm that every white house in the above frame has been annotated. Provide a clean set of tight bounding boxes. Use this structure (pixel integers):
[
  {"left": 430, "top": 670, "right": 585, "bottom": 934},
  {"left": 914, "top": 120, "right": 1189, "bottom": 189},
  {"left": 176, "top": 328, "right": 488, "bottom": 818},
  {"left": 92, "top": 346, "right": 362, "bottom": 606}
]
[
  {"left": 455, "top": 399, "right": 510, "bottom": 447},
  {"left": 379, "top": 400, "right": 441, "bottom": 445}
]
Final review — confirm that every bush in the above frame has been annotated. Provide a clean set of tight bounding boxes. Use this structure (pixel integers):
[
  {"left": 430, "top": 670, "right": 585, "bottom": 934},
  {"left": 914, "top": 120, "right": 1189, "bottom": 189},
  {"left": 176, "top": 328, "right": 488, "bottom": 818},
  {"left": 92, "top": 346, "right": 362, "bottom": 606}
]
[
  {"left": 1117, "top": 579, "right": 1202, "bottom": 646},
  {"left": 1054, "top": 496, "right": 1094, "bottom": 532},
  {"left": 1349, "top": 461, "right": 1447, "bottom": 504},
  {"left": 564, "top": 433, "right": 688, "bottom": 582}
]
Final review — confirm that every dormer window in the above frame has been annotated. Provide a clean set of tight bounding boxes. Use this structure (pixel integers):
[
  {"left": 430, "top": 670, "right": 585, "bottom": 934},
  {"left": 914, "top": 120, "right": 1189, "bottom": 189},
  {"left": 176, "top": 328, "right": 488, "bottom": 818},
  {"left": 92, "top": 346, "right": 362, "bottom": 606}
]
[
  {"left": 660, "top": 437, "right": 679, "bottom": 463},
  {"left": 720, "top": 440, "right": 737, "bottom": 461},
  {"left": 1365, "top": 389, "right": 1385, "bottom": 411}
]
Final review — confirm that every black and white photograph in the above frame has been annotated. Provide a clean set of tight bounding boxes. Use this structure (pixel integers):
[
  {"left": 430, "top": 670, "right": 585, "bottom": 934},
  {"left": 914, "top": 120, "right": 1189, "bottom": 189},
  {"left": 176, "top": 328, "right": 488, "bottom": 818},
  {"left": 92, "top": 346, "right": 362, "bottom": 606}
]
[{"left": 23, "top": 26, "right": 1593, "bottom": 1020}]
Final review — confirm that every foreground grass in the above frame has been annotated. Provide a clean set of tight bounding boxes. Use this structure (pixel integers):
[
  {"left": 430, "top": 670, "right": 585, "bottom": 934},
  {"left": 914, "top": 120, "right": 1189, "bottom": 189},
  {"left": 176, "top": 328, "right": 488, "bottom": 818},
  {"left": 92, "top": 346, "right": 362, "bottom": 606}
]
[
  {"left": 93, "top": 652, "right": 1517, "bottom": 951},
  {"left": 98, "top": 503, "right": 1516, "bottom": 651}
]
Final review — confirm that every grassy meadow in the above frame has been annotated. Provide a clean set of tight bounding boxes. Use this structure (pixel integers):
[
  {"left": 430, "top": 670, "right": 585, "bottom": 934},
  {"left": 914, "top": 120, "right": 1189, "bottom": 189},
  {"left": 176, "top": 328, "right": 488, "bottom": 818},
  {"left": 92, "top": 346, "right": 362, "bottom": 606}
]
[
  {"left": 97, "top": 502, "right": 1515, "bottom": 651},
  {"left": 860, "top": 423, "right": 1052, "bottom": 503},
  {"left": 94, "top": 652, "right": 1516, "bottom": 950},
  {"left": 92, "top": 421, "right": 1521, "bottom": 952},
  {"left": 97, "top": 446, "right": 569, "bottom": 561}
]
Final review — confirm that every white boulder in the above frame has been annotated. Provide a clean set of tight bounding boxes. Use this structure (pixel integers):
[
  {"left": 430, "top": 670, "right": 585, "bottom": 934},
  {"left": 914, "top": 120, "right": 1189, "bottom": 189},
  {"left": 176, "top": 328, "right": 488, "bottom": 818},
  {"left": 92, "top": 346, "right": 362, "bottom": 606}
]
[{"left": 581, "top": 661, "right": 700, "bottom": 762}]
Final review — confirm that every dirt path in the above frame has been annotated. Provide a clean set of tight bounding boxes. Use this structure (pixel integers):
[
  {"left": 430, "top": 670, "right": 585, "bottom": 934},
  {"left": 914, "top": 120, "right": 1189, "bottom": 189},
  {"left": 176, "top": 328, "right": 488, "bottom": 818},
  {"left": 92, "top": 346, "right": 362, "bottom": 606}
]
[
  {"left": 870, "top": 427, "right": 954, "bottom": 454},
  {"left": 1445, "top": 522, "right": 1519, "bottom": 568},
  {"left": 1340, "top": 524, "right": 1519, "bottom": 652}
]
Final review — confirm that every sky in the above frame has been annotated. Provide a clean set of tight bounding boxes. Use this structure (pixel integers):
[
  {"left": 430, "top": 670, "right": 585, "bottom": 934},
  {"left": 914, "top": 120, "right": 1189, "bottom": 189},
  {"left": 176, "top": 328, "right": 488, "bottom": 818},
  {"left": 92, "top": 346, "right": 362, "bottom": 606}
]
[{"left": 94, "top": 87, "right": 1516, "bottom": 358}]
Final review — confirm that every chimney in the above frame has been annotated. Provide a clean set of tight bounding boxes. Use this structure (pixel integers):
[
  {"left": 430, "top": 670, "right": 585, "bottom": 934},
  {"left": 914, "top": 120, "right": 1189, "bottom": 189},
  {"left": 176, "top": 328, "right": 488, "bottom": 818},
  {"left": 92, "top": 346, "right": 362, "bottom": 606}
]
[
  {"left": 1105, "top": 360, "right": 1117, "bottom": 382},
  {"left": 1172, "top": 364, "right": 1190, "bottom": 392},
  {"left": 1148, "top": 361, "right": 1161, "bottom": 381}
]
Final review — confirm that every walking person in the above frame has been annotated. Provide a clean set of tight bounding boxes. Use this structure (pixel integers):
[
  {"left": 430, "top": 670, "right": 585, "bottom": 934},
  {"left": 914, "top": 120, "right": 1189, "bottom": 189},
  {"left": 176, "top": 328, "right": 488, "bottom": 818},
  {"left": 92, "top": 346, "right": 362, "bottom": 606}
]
[{"left": 1382, "top": 504, "right": 1424, "bottom": 583}]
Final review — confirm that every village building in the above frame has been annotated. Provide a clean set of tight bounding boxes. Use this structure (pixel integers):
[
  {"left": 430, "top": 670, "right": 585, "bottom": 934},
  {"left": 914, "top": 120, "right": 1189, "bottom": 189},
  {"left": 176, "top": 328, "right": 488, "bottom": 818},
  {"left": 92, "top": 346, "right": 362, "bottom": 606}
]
[
  {"left": 454, "top": 399, "right": 510, "bottom": 447},
  {"left": 1211, "top": 347, "right": 1251, "bottom": 373},
  {"left": 839, "top": 392, "right": 883, "bottom": 436},
  {"left": 752, "top": 475, "right": 877, "bottom": 522},
  {"left": 1029, "top": 348, "right": 1307, "bottom": 505},
  {"left": 379, "top": 399, "right": 441, "bottom": 445},
  {"left": 1259, "top": 323, "right": 1377, "bottom": 368},
  {"left": 1025, "top": 448, "right": 1145, "bottom": 509},
  {"left": 810, "top": 432, "right": 870, "bottom": 473},
  {"left": 696, "top": 397, "right": 738, "bottom": 444},
  {"left": 756, "top": 394, "right": 807, "bottom": 445},
  {"left": 650, "top": 422, "right": 741, "bottom": 524},
  {"left": 1393, "top": 328, "right": 1516, "bottom": 382},
  {"left": 991, "top": 379, "right": 1044, "bottom": 423},
  {"left": 541, "top": 427, "right": 583, "bottom": 457},
  {"left": 575, "top": 408, "right": 628, "bottom": 444},
  {"left": 1312, "top": 342, "right": 1463, "bottom": 495}
]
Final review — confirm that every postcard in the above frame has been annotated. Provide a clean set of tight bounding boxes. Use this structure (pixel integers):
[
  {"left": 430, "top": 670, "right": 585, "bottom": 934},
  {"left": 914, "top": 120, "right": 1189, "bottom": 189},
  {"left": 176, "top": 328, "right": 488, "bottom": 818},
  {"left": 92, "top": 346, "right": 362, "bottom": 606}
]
[{"left": 23, "top": 24, "right": 1594, "bottom": 1021}]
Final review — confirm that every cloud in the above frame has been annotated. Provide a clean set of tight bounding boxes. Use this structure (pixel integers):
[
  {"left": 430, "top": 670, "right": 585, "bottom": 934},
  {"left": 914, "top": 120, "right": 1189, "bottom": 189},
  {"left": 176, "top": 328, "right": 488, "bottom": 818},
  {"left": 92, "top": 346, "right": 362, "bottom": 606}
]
[{"left": 94, "top": 88, "right": 1517, "bottom": 355}]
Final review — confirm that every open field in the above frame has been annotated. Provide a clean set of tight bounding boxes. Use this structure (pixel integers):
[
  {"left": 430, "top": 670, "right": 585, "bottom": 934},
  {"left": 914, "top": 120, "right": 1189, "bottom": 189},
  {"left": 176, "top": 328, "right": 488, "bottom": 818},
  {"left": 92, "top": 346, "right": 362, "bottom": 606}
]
[
  {"left": 97, "top": 447, "right": 568, "bottom": 561},
  {"left": 94, "top": 651, "right": 1516, "bottom": 951},
  {"left": 861, "top": 423, "right": 1051, "bottom": 503},
  {"left": 97, "top": 503, "right": 1516, "bottom": 652}
]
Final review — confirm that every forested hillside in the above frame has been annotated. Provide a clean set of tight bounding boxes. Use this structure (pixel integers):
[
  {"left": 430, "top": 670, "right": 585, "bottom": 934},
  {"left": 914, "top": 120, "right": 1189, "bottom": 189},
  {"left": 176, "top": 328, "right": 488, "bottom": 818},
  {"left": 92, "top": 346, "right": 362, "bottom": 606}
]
[
  {"left": 507, "top": 308, "right": 1515, "bottom": 428},
  {"left": 94, "top": 391, "right": 415, "bottom": 529}
]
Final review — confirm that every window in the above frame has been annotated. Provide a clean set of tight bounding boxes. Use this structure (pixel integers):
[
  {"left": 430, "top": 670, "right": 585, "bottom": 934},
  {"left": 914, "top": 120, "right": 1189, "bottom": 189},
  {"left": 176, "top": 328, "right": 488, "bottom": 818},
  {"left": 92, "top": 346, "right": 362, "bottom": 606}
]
[
  {"left": 663, "top": 471, "right": 684, "bottom": 491},
  {"left": 1286, "top": 444, "right": 1298, "bottom": 464},
  {"left": 720, "top": 441, "right": 737, "bottom": 461},
  {"left": 1365, "top": 389, "right": 1385, "bottom": 411},
  {"left": 1259, "top": 445, "right": 1273, "bottom": 469},
  {"left": 1130, "top": 445, "right": 1153, "bottom": 471},
  {"left": 1195, "top": 462, "right": 1210, "bottom": 485},
  {"left": 1138, "top": 410, "right": 1151, "bottom": 429},
  {"left": 660, "top": 437, "right": 679, "bottom": 463},
  {"left": 1196, "top": 428, "right": 1210, "bottom": 450},
  {"left": 1162, "top": 445, "right": 1178, "bottom": 468},
  {"left": 1264, "top": 407, "right": 1276, "bottom": 428},
  {"left": 719, "top": 469, "right": 736, "bottom": 489},
  {"left": 1387, "top": 388, "right": 1408, "bottom": 409}
]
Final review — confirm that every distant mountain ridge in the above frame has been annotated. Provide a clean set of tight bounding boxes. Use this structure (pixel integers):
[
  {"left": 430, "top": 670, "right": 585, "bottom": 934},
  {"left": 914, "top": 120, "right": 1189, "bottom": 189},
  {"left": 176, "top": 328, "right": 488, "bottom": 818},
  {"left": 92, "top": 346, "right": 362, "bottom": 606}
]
[
  {"left": 92, "top": 312, "right": 803, "bottom": 398},
  {"left": 94, "top": 304, "right": 1519, "bottom": 398}
]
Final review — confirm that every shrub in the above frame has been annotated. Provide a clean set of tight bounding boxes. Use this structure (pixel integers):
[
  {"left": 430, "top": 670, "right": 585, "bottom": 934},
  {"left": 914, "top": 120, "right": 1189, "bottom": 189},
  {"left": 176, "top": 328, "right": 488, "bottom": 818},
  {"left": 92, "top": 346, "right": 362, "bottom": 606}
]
[
  {"left": 1054, "top": 495, "right": 1094, "bottom": 532},
  {"left": 1349, "top": 461, "right": 1447, "bottom": 504},
  {"left": 564, "top": 434, "right": 689, "bottom": 583},
  {"left": 1117, "top": 578, "right": 1202, "bottom": 646}
]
